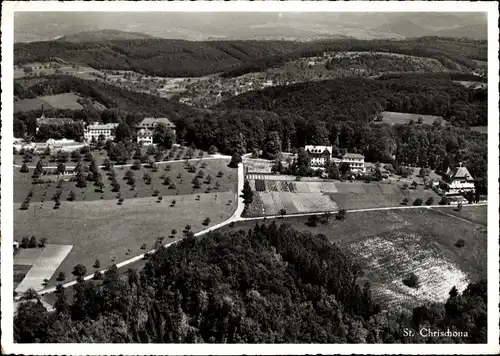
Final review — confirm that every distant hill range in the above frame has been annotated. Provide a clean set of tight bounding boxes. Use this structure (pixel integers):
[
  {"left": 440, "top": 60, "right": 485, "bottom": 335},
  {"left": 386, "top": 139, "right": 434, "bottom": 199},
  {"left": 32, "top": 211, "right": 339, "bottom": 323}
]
[
  {"left": 14, "top": 12, "right": 487, "bottom": 43},
  {"left": 372, "top": 20, "right": 487, "bottom": 40},
  {"left": 56, "top": 29, "right": 157, "bottom": 42}
]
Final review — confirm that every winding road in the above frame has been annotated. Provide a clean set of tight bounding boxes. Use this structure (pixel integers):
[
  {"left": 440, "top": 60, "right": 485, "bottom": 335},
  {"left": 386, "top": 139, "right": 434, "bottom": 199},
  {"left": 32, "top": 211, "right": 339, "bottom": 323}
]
[{"left": 15, "top": 159, "right": 487, "bottom": 300}]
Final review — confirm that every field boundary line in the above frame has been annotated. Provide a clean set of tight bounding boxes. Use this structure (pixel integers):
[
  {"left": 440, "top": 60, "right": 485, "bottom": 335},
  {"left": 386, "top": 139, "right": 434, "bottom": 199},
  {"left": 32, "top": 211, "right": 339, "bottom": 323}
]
[{"left": 429, "top": 207, "right": 487, "bottom": 227}]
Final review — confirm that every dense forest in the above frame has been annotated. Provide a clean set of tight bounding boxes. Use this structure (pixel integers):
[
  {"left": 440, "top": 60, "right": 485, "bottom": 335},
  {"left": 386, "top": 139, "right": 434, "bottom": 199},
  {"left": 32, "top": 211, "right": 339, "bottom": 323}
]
[
  {"left": 14, "top": 223, "right": 487, "bottom": 343},
  {"left": 14, "top": 39, "right": 303, "bottom": 77},
  {"left": 14, "top": 37, "right": 485, "bottom": 78},
  {"left": 217, "top": 77, "right": 487, "bottom": 127},
  {"left": 221, "top": 37, "right": 487, "bottom": 77}
]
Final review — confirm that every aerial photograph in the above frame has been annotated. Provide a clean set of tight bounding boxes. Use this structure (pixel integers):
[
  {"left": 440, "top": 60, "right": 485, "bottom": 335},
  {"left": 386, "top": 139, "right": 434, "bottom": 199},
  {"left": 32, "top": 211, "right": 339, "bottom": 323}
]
[{"left": 7, "top": 9, "right": 490, "bottom": 346}]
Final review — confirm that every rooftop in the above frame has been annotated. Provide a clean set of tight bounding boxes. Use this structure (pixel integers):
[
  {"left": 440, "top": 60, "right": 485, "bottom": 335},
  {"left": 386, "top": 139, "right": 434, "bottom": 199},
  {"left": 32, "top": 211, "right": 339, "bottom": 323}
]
[
  {"left": 343, "top": 153, "right": 365, "bottom": 159},
  {"left": 86, "top": 123, "right": 119, "bottom": 130},
  {"left": 305, "top": 145, "right": 333, "bottom": 154},
  {"left": 448, "top": 165, "right": 474, "bottom": 180}
]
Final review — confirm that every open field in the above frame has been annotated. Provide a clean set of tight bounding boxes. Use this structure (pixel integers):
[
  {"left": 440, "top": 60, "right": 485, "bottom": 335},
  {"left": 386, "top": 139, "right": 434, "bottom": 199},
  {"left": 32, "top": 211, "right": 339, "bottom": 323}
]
[
  {"left": 38, "top": 93, "right": 84, "bottom": 110},
  {"left": 14, "top": 157, "right": 232, "bottom": 203},
  {"left": 432, "top": 204, "right": 487, "bottom": 226},
  {"left": 14, "top": 190, "right": 237, "bottom": 287},
  {"left": 15, "top": 93, "right": 83, "bottom": 112},
  {"left": 374, "top": 111, "right": 445, "bottom": 126},
  {"left": 14, "top": 98, "right": 54, "bottom": 113},
  {"left": 223, "top": 206, "right": 487, "bottom": 311},
  {"left": 329, "top": 182, "right": 441, "bottom": 210}
]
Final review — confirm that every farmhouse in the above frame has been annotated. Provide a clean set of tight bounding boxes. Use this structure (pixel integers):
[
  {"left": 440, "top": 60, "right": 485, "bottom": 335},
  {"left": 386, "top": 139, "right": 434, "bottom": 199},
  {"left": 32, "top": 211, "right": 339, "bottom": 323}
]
[
  {"left": 137, "top": 128, "right": 154, "bottom": 146},
  {"left": 84, "top": 122, "right": 119, "bottom": 142},
  {"left": 305, "top": 145, "right": 333, "bottom": 169},
  {"left": 443, "top": 163, "right": 475, "bottom": 196}
]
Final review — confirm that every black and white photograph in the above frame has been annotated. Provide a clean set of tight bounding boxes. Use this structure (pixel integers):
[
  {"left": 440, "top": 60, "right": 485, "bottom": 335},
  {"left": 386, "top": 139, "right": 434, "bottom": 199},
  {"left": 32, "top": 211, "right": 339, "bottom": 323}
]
[{"left": 1, "top": 1, "right": 498, "bottom": 354}]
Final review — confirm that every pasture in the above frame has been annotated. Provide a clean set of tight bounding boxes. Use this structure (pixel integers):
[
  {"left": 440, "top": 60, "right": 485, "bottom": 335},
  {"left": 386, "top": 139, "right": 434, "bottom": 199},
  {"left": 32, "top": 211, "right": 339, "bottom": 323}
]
[
  {"left": 38, "top": 93, "right": 84, "bottom": 110},
  {"left": 14, "top": 93, "right": 83, "bottom": 113},
  {"left": 224, "top": 206, "right": 487, "bottom": 311},
  {"left": 14, "top": 190, "right": 237, "bottom": 288},
  {"left": 14, "top": 98, "right": 53, "bottom": 113},
  {"left": 14, "top": 153, "right": 227, "bottom": 204},
  {"left": 375, "top": 111, "right": 444, "bottom": 126}
]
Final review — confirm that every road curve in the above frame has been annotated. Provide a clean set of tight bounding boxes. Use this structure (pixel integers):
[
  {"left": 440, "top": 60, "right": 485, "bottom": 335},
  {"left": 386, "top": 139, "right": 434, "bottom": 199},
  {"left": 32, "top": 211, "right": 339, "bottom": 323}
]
[
  {"left": 22, "top": 165, "right": 486, "bottom": 299},
  {"left": 26, "top": 162, "right": 244, "bottom": 299}
]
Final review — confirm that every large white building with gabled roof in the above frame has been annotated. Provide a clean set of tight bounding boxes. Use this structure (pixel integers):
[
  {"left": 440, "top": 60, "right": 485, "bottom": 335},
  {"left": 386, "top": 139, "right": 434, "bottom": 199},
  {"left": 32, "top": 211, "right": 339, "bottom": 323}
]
[{"left": 305, "top": 145, "right": 333, "bottom": 169}]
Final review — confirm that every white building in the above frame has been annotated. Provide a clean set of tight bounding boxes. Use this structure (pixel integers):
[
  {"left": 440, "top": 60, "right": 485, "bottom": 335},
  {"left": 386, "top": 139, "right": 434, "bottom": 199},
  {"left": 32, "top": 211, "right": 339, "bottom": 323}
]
[
  {"left": 84, "top": 122, "right": 119, "bottom": 142},
  {"left": 340, "top": 153, "right": 366, "bottom": 173},
  {"left": 443, "top": 164, "right": 475, "bottom": 196},
  {"left": 137, "top": 128, "right": 154, "bottom": 146},
  {"left": 305, "top": 145, "right": 333, "bottom": 169}
]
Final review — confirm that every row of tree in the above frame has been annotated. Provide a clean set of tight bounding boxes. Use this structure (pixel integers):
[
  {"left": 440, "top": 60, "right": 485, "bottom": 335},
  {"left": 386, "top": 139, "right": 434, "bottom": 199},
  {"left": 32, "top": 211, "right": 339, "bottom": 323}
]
[{"left": 14, "top": 223, "right": 486, "bottom": 343}]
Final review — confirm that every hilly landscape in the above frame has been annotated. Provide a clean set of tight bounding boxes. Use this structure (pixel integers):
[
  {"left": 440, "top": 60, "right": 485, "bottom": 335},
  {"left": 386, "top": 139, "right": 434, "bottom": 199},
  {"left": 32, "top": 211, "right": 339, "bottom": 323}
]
[
  {"left": 14, "top": 12, "right": 487, "bottom": 43},
  {"left": 10, "top": 8, "right": 491, "bottom": 347}
]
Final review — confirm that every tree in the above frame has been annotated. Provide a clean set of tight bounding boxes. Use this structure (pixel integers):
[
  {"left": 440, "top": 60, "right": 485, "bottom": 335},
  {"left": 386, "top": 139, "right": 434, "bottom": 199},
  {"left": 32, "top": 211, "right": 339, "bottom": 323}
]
[
  {"left": 28, "top": 236, "right": 38, "bottom": 248},
  {"left": 93, "top": 259, "right": 101, "bottom": 269},
  {"left": 456, "top": 202, "right": 463, "bottom": 211},
  {"left": 208, "top": 145, "right": 218, "bottom": 155},
  {"left": 131, "top": 160, "right": 141, "bottom": 170},
  {"left": 228, "top": 153, "right": 242, "bottom": 168},
  {"left": 413, "top": 198, "right": 423, "bottom": 206},
  {"left": 425, "top": 197, "right": 434, "bottom": 205},
  {"left": 20, "top": 236, "right": 30, "bottom": 248},
  {"left": 279, "top": 208, "right": 287, "bottom": 218},
  {"left": 38, "top": 237, "right": 48, "bottom": 248},
  {"left": 57, "top": 162, "right": 66, "bottom": 175},
  {"left": 68, "top": 190, "right": 76, "bottom": 201},
  {"left": 402, "top": 197, "right": 409, "bottom": 205},
  {"left": 115, "top": 123, "right": 132, "bottom": 142},
  {"left": 455, "top": 239, "right": 465, "bottom": 248},
  {"left": 241, "top": 179, "right": 253, "bottom": 205},
  {"left": 56, "top": 272, "right": 66, "bottom": 281},
  {"left": 307, "top": 215, "right": 318, "bottom": 227},
  {"left": 154, "top": 123, "right": 175, "bottom": 149},
  {"left": 336, "top": 209, "right": 347, "bottom": 220},
  {"left": 72, "top": 264, "right": 87, "bottom": 277},
  {"left": 403, "top": 273, "right": 420, "bottom": 288},
  {"left": 20, "top": 163, "right": 29, "bottom": 173},
  {"left": 203, "top": 217, "right": 211, "bottom": 226}
]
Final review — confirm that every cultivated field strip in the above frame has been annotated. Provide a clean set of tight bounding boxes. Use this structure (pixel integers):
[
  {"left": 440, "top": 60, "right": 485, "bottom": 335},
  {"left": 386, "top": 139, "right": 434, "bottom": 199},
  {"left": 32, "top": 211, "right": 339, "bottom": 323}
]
[
  {"left": 15, "top": 244, "right": 73, "bottom": 293},
  {"left": 258, "top": 192, "right": 339, "bottom": 215}
]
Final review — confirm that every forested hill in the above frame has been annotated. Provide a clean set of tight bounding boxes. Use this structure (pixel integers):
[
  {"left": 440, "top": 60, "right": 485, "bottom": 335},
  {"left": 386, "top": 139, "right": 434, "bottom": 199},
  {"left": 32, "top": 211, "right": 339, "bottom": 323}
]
[
  {"left": 14, "top": 223, "right": 487, "bottom": 343},
  {"left": 221, "top": 37, "right": 487, "bottom": 77},
  {"left": 14, "top": 75, "right": 196, "bottom": 121},
  {"left": 216, "top": 77, "right": 487, "bottom": 127},
  {"left": 14, "top": 39, "right": 304, "bottom": 77},
  {"left": 56, "top": 30, "right": 157, "bottom": 42}
]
